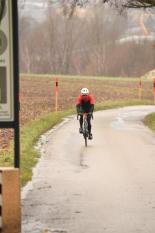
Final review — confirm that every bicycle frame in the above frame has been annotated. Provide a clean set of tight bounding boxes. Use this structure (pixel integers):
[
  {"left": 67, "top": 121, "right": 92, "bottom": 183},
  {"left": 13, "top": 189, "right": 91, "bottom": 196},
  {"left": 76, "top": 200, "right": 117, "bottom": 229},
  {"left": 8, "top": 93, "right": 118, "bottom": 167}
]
[{"left": 83, "top": 113, "right": 89, "bottom": 133}]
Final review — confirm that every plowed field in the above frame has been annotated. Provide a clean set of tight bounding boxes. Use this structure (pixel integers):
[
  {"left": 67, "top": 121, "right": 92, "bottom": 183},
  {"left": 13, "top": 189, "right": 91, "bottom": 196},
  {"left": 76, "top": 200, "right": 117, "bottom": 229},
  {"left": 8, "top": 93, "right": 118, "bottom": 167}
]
[{"left": 0, "top": 75, "right": 153, "bottom": 151}]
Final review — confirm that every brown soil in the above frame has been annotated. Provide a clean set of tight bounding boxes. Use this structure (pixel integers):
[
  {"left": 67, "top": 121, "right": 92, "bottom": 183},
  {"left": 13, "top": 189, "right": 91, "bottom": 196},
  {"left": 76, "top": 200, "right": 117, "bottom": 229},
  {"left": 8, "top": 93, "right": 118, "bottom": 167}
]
[{"left": 0, "top": 75, "right": 153, "bottom": 151}]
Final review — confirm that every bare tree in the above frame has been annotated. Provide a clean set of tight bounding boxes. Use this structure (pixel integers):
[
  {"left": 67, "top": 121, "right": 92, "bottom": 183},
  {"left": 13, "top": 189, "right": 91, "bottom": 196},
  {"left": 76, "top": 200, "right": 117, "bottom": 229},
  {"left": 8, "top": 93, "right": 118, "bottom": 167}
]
[
  {"left": 47, "top": 0, "right": 155, "bottom": 8},
  {"left": 46, "top": 0, "right": 155, "bottom": 17},
  {"left": 103, "top": 0, "right": 155, "bottom": 8},
  {"left": 18, "top": 2, "right": 155, "bottom": 77}
]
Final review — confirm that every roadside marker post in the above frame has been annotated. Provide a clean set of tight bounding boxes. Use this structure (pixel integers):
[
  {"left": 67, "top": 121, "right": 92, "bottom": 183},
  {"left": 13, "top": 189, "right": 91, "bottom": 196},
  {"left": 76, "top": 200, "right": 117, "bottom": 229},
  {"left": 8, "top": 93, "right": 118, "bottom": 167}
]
[
  {"left": 153, "top": 78, "right": 155, "bottom": 104},
  {"left": 138, "top": 78, "right": 142, "bottom": 100},
  {"left": 55, "top": 78, "right": 59, "bottom": 112}
]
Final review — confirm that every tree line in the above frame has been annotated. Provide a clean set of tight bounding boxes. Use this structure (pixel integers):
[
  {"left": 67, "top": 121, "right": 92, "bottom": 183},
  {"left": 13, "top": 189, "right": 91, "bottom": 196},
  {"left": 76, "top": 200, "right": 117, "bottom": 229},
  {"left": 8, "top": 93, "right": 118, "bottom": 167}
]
[{"left": 19, "top": 4, "right": 155, "bottom": 77}]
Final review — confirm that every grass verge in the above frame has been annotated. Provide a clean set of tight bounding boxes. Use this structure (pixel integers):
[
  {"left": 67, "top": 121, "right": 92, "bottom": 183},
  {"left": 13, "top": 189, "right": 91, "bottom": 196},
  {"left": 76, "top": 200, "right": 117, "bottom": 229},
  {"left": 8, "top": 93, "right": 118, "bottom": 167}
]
[
  {"left": 21, "top": 73, "right": 146, "bottom": 82},
  {"left": 0, "top": 99, "right": 154, "bottom": 186},
  {"left": 95, "top": 99, "right": 153, "bottom": 111},
  {"left": 144, "top": 112, "right": 155, "bottom": 132}
]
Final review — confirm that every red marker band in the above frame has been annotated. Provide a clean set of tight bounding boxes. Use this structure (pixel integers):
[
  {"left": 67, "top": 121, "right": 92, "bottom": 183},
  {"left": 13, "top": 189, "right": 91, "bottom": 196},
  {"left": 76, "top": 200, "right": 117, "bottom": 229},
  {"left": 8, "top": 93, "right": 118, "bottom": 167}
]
[
  {"left": 55, "top": 78, "right": 59, "bottom": 112},
  {"left": 139, "top": 80, "right": 142, "bottom": 87},
  {"left": 55, "top": 78, "right": 59, "bottom": 93},
  {"left": 153, "top": 79, "right": 155, "bottom": 93}
]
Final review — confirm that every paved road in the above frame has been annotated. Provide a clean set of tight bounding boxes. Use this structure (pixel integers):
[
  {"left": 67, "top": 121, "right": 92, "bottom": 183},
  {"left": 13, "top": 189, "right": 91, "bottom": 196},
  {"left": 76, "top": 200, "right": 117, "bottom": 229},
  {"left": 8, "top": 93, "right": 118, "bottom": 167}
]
[{"left": 22, "top": 106, "right": 155, "bottom": 233}]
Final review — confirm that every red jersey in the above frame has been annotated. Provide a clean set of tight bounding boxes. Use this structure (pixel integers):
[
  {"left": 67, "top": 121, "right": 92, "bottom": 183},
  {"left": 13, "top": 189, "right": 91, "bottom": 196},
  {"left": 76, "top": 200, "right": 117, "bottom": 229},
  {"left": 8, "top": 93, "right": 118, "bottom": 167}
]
[{"left": 76, "top": 94, "right": 94, "bottom": 113}]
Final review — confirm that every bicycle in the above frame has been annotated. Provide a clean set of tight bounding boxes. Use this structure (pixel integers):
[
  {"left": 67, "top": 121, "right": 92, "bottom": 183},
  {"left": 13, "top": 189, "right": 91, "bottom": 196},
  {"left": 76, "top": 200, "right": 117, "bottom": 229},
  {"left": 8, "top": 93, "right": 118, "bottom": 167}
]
[{"left": 77, "top": 113, "right": 93, "bottom": 147}]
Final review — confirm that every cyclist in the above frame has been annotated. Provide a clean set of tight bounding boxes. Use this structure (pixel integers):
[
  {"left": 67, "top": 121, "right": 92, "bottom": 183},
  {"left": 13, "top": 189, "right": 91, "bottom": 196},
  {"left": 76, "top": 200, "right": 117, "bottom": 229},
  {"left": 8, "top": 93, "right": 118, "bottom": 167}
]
[{"left": 76, "top": 88, "right": 94, "bottom": 140}]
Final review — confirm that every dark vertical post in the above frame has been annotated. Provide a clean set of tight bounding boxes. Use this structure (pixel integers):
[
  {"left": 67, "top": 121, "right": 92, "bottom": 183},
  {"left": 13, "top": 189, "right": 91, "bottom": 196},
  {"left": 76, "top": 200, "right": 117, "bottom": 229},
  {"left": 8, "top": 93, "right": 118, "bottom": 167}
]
[{"left": 12, "top": 0, "right": 20, "bottom": 168}]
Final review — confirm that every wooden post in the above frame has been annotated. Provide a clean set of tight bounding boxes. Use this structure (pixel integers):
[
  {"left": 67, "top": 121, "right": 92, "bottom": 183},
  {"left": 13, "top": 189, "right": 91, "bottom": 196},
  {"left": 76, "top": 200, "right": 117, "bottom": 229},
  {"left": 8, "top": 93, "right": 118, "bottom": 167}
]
[
  {"left": 153, "top": 78, "right": 155, "bottom": 104},
  {"left": 55, "top": 78, "right": 59, "bottom": 112},
  {"left": 138, "top": 77, "right": 142, "bottom": 100},
  {"left": 0, "top": 168, "right": 21, "bottom": 233}
]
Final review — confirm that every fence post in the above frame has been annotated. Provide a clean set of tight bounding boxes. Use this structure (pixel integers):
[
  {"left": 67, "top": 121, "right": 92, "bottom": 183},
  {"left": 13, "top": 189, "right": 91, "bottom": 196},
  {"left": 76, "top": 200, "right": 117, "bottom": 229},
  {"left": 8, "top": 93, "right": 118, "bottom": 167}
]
[
  {"left": 55, "top": 78, "right": 59, "bottom": 112},
  {"left": 0, "top": 168, "right": 21, "bottom": 233},
  {"left": 153, "top": 78, "right": 155, "bottom": 104},
  {"left": 138, "top": 78, "right": 142, "bottom": 100}
]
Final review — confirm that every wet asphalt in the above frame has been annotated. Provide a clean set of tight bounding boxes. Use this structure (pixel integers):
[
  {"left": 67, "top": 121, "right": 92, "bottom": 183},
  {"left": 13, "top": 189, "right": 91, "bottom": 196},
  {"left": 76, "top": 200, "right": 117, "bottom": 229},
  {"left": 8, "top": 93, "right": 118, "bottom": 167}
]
[{"left": 22, "top": 106, "right": 155, "bottom": 233}]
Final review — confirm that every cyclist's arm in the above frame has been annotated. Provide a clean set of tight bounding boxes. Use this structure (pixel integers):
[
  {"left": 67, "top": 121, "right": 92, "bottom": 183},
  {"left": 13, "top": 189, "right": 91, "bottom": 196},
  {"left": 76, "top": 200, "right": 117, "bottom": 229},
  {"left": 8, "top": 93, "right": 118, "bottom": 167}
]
[
  {"left": 76, "top": 95, "right": 84, "bottom": 114},
  {"left": 89, "top": 104, "right": 94, "bottom": 113},
  {"left": 76, "top": 104, "right": 80, "bottom": 114},
  {"left": 76, "top": 95, "right": 81, "bottom": 114},
  {"left": 88, "top": 94, "right": 94, "bottom": 115},
  {"left": 76, "top": 105, "right": 84, "bottom": 115}
]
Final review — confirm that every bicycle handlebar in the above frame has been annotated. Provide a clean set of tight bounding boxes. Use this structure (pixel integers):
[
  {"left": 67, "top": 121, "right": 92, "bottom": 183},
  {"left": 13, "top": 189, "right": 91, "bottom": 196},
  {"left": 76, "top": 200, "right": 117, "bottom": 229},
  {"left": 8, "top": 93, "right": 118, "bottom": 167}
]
[{"left": 77, "top": 112, "right": 93, "bottom": 120}]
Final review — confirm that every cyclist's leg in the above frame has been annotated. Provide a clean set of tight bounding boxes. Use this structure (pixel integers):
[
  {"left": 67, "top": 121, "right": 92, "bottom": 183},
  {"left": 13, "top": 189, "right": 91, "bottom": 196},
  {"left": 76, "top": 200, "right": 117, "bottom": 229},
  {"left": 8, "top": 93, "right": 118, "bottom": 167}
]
[
  {"left": 87, "top": 115, "right": 92, "bottom": 139},
  {"left": 79, "top": 115, "right": 83, "bottom": 133}
]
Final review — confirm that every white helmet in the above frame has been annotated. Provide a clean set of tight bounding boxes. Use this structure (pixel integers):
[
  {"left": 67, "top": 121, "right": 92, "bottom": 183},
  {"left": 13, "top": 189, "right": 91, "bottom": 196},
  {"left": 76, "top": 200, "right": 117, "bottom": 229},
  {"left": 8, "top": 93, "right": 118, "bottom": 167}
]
[{"left": 81, "top": 88, "right": 89, "bottom": 95}]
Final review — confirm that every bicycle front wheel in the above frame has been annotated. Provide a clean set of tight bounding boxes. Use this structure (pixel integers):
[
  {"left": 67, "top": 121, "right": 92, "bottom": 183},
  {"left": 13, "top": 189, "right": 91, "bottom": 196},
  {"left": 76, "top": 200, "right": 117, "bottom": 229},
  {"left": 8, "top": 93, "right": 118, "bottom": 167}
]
[{"left": 84, "top": 134, "right": 87, "bottom": 147}]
